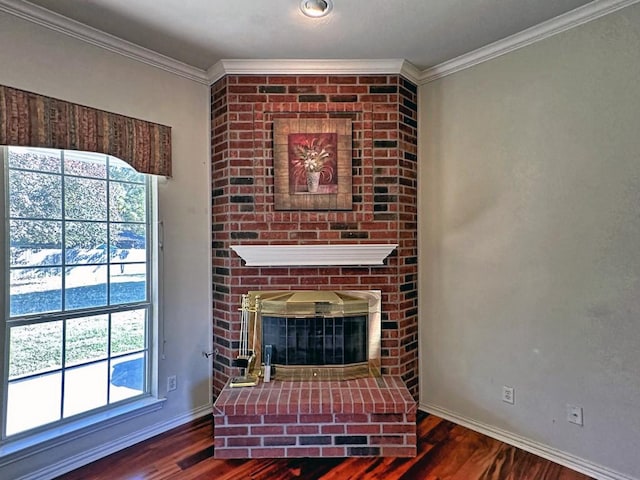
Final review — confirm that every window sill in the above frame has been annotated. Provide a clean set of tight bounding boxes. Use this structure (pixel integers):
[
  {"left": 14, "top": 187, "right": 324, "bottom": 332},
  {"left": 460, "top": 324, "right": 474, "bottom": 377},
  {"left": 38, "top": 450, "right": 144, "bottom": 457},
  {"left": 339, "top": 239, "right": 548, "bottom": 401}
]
[{"left": 0, "top": 396, "right": 166, "bottom": 466}]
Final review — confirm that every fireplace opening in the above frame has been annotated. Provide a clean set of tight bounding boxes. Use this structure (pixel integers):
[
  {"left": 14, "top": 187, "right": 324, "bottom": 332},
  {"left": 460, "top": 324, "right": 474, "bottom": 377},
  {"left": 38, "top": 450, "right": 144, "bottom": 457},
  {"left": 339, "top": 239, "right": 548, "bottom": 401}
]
[{"left": 239, "top": 290, "right": 381, "bottom": 382}]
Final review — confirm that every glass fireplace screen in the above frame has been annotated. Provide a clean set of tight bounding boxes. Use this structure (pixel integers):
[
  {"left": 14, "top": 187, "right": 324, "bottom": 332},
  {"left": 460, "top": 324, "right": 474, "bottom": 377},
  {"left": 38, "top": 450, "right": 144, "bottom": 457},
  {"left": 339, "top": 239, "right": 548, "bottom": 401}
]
[{"left": 262, "top": 315, "right": 368, "bottom": 366}]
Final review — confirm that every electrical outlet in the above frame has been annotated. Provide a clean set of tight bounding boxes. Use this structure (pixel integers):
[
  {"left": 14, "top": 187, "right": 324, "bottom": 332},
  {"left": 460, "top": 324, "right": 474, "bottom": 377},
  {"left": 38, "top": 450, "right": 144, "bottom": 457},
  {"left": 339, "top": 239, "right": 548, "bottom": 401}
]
[
  {"left": 502, "top": 386, "right": 515, "bottom": 404},
  {"left": 167, "top": 375, "right": 177, "bottom": 392},
  {"left": 567, "top": 404, "right": 583, "bottom": 426}
]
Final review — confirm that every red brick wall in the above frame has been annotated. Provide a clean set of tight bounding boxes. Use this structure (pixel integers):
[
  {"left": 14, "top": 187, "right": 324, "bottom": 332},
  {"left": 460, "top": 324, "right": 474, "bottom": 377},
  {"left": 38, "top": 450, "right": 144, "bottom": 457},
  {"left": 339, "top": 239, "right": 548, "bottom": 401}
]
[
  {"left": 211, "top": 74, "right": 418, "bottom": 399},
  {"left": 214, "top": 411, "right": 417, "bottom": 458}
]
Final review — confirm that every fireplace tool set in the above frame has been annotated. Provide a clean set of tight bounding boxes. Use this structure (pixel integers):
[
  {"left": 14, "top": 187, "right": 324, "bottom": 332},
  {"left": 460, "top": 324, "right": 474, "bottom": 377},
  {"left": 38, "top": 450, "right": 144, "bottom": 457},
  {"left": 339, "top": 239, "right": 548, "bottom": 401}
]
[{"left": 230, "top": 294, "right": 263, "bottom": 387}]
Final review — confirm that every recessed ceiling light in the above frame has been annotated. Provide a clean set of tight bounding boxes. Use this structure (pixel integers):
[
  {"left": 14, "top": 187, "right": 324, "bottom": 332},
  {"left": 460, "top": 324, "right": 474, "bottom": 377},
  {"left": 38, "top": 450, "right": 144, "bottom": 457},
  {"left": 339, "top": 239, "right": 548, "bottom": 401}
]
[{"left": 299, "top": 0, "right": 333, "bottom": 18}]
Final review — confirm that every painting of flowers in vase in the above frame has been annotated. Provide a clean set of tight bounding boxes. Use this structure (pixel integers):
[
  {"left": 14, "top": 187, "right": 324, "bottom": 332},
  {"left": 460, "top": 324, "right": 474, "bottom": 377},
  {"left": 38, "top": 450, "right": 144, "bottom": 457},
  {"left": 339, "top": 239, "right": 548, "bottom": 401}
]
[
  {"left": 273, "top": 118, "right": 352, "bottom": 211},
  {"left": 288, "top": 133, "right": 337, "bottom": 194}
]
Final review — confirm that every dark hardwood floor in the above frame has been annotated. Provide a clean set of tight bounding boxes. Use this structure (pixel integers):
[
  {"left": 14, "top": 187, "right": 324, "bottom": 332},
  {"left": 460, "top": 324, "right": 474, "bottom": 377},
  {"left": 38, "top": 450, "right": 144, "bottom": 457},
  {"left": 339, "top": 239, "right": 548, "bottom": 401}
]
[{"left": 56, "top": 412, "right": 593, "bottom": 480}]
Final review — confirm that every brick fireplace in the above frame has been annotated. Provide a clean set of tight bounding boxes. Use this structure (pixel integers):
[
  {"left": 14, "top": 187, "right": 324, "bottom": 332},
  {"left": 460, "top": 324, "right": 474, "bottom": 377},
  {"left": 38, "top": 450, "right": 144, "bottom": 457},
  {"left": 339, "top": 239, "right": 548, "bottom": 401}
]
[{"left": 210, "top": 73, "right": 418, "bottom": 457}]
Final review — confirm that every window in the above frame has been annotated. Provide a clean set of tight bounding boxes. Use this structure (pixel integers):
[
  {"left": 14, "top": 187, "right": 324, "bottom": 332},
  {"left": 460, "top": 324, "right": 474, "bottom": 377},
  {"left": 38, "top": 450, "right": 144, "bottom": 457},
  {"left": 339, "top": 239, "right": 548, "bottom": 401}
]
[{"left": 0, "top": 146, "right": 154, "bottom": 440}]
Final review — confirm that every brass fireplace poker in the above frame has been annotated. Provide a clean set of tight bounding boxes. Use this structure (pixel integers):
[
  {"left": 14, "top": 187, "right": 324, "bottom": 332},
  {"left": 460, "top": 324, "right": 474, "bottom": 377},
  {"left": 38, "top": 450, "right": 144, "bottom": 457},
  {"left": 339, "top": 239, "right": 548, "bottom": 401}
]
[{"left": 229, "top": 294, "right": 262, "bottom": 387}]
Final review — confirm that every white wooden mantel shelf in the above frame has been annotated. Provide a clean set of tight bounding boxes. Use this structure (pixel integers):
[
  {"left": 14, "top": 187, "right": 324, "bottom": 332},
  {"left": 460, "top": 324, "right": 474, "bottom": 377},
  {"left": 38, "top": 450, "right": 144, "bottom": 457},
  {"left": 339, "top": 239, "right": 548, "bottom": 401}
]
[{"left": 230, "top": 244, "right": 398, "bottom": 267}]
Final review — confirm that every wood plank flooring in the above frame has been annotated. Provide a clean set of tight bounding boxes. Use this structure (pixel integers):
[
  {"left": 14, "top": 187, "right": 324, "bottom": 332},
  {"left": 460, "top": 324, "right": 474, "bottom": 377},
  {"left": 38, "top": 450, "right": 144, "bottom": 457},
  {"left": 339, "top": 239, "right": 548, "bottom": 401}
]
[{"left": 56, "top": 412, "right": 593, "bottom": 480}]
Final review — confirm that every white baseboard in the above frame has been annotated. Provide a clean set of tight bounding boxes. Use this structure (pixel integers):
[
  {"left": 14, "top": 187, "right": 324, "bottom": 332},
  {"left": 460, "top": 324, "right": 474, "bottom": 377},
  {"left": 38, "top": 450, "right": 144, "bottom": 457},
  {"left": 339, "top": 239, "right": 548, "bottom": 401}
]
[
  {"left": 18, "top": 404, "right": 213, "bottom": 480},
  {"left": 419, "top": 403, "right": 638, "bottom": 480}
]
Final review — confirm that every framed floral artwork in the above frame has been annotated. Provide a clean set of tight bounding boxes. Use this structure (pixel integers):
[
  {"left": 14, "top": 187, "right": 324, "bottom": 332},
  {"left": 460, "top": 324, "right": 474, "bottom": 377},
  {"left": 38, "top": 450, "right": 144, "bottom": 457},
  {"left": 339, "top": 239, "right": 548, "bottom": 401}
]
[{"left": 273, "top": 118, "right": 352, "bottom": 210}]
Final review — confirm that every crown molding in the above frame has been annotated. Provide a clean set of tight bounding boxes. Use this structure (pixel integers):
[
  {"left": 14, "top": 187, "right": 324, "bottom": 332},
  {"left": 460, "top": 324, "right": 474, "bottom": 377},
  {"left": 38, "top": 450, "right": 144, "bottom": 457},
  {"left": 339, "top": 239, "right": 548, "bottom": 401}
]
[
  {"left": 419, "top": 0, "right": 640, "bottom": 84},
  {"left": 207, "top": 59, "right": 421, "bottom": 85},
  {"left": 206, "top": 61, "right": 228, "bottom": 85},
  {"left": 0, "top": 0, "right": 209, "bottom": 85},
  {"left": 400, "top": 60, "right": 422, "bottom": 85}
]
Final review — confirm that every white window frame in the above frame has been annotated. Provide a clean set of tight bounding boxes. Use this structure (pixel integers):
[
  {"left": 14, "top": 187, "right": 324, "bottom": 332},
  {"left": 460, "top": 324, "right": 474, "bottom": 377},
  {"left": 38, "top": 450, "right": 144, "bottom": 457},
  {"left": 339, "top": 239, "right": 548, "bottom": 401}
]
[{"left": 0, "top": 146, "right": 162, "bottom": 457}]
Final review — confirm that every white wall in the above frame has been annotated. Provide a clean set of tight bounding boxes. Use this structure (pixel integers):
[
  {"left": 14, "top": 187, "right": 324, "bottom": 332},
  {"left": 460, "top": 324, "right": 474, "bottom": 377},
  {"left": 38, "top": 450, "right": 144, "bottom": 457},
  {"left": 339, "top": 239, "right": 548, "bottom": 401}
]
[
  {"left": 0, "top": 12, "right": 211, "bottom": 480},
  {"left": 419, "top": 4, "right": 640, "bottom": 479}
]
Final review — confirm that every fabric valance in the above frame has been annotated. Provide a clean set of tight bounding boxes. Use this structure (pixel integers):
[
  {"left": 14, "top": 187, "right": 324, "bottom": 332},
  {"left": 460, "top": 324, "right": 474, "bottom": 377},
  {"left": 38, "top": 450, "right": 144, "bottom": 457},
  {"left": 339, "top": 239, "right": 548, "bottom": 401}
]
[{"left": 0, "top": 85, "right": 171, "bottom": 176}]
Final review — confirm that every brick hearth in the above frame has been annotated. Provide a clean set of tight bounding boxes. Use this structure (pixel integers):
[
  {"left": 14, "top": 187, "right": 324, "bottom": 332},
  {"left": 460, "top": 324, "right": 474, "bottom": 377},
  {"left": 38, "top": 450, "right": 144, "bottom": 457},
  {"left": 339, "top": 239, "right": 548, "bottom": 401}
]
[{"left": 213, "top": 377, "right": 416, "bottom": 458}]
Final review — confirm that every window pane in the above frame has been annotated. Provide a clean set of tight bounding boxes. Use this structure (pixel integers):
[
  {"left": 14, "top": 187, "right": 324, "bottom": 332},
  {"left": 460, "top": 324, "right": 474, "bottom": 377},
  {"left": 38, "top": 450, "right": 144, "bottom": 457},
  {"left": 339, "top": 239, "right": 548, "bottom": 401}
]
[
  {"left": 9, "top": 170, "right": 62, "bottom": 219},
  {"left": 111, "top": 310, "right": 146, "bottom": 355},
  {"left": 110, "top": 263, "right": 146, "bottom": 305},
  {"left": 10, "top": 220, "right": 62, "bottom": 267},
  {"left": 64, "top": 362, "right": 108, "bottom": 418},
  {"left": 65, "top": 265, "right": 108, "bottom": 310},
  {"left": 65, "top": 177, "right": 107, "bottom": 221},
  {"left": 108, "top": 157, "right": 145, "bottom": 183},
  {"left": 6, "top": 372, "right": 62, "bottom": 436},
  {"left": 65, "top": 315, "right": 109, "bottom": 366},
  {"left": 65, "top": 221, "right": 108, "bottom": 264},
  {"left": 110, "top": 353, "right": 145, "bottom": 402},
  {"left": 110, "top": 223, "right": 146, "bottom": 258},
  {"left": 64, "top": 151, "right": 107, "bottom": 178},
  {"left": 109, "top": 182, "right": 146, "bottom": 222},
  {"left": 9, "top": 322, "right": 63, "bottom": 379},
  {"left": 10, "top": 267, "right": 62, "bottom": 316},
  {"left": 8, "top": 147, "right": 61, "bottom": 173}
]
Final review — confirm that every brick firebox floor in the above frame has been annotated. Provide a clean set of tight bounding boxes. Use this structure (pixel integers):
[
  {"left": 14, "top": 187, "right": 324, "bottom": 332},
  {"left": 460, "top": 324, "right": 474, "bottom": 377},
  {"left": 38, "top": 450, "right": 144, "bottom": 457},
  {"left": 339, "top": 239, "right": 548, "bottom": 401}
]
[{"left": 213, "top": 376, "right": 417, "bottom": 459}]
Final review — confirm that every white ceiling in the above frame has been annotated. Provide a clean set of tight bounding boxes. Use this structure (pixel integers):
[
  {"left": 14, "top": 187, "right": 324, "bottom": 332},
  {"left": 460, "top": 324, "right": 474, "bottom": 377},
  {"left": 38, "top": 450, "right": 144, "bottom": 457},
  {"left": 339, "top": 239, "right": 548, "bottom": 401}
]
[{"left": 10, "top": 0, "right": 598, "bottom": 74}]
